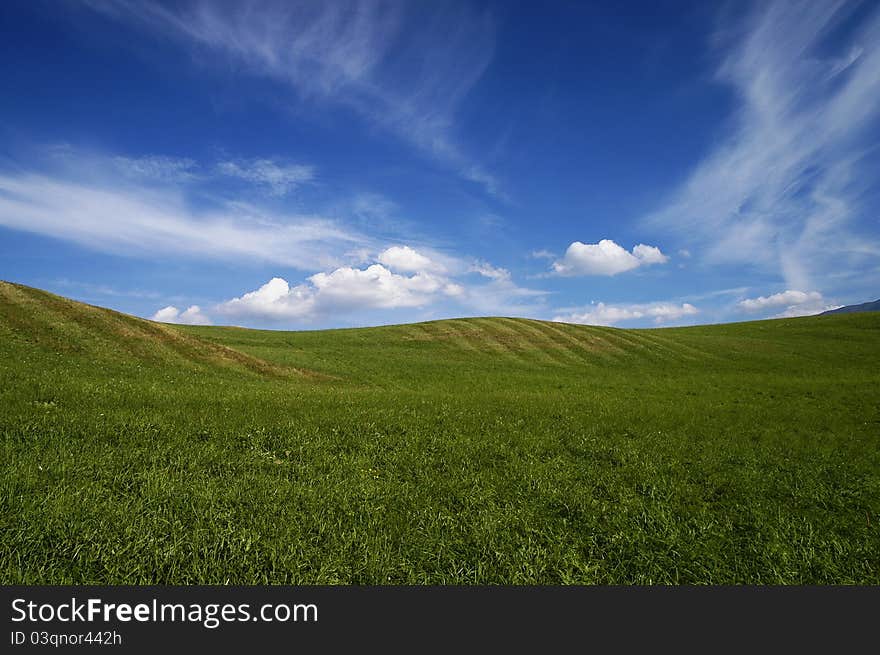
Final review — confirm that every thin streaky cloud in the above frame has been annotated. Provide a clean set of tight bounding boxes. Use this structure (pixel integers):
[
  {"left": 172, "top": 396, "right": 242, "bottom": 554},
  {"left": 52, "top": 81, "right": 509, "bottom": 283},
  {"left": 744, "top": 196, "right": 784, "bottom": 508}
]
[
  {"left": 85, "top": 0, "right": 502, "bottom": 198},
  {"left": 51, "top": 278, "right": 163, "bottom": 300},
  {"left": 643, "top": 1, "right": 880, "bottom": 291},
  {"left": 0, "top": 169, "right": 370, "bottom": 271},
  {"left": 216, "top": 158, "right": 315, "bottom": 196},
  {"left": 113, "top": 155, "right": 199, "bottom": 183}
]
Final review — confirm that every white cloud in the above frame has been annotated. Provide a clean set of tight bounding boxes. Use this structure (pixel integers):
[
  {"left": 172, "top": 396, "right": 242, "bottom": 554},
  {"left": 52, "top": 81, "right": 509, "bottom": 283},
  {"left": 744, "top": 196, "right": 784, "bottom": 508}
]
[
  {"left": 112, "top": 153, "right": 314, "bottom": 194},
  {"left": 775, "top": 303, "right": 842, "bottom": 318},
  {"left": 216, "top": 265, "right": 462, "bottom": 322},
  {"left": 442, "top": 283, "right": 466, "bottom": 298},
  {"left": 471, "top": 261, "right": 510, "bottom": 281},
  {"left": 88, "top": 0, "right": 501, "bottom": 197},
  {"left": 212, "top": 246, "right": 547, "bottom": 323},
  {"left": 377, "top": 245, "right": 438, "bottom": 273},
  {"left": 643, "top": 2, "right": 880, "bottom": 289},
  {"left": 349, "top": 193, "right": 401, "bottom": 232},
  {"left": 0, "top": 166, "right": 367, "bottom": 271},
  {"left": 738, "top": 290, "right": 822, "bottom": 312},
  {"left": 632, "top": 243, "right": 669, "bottom": 265},
  {"left": 310, "top": 265, "right": 453, "bottom": 308},
  {"left": 151, "top": 306, "right": 181, "bottom": 322},
  {"left": 1, "top": 146, "right": 547, "bottom": 326},
  {"left": 737, "top": 289, "right": 840, "bottom": 318},
  {"left": 554, "top": 301, "right": 698, "bottom": 326},
  {"left": 215, "top": 278, "right": 316, "bottom": 321},
  {"left": 151, "top": 304, "right": 212, "bottom": 325},
  {"left": 113, "top": 155, "right": 198, "bottom": 182},
  {"left": 552, "top": 239, "right": 668, "bottom": 276},
  {"left": 216, "top": 158, "right": 314, "bottom": 196}
]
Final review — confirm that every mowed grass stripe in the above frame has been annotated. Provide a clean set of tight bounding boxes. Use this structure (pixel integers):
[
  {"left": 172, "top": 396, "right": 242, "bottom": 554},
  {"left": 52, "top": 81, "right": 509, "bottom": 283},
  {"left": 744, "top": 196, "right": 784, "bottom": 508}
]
[
  {"left": 584, "top": 325, "right": 672, "bottom": 362},
  {"left": 632, "top": 329, "right": 720, "bottom": 363},
  {"left": 499, "top": 318, "right": 587, "bottom": 366},
  {"left": 602, "top": 325, "right": 679, "bottom": 362},
  {"left": 533, "top": 320, "right": 628, "bottom": 363},
  {"left": 411, "top": 320, "right": 484, "bottom": 356},
  {"left": 604, "top": 327, "right": 687, "bottom": 363},
  {"left": 484, "top": 318, "right": 564, "bottom": 366},
  {"left": 459, "top": 318, "right": 528, "bottom": 364}
]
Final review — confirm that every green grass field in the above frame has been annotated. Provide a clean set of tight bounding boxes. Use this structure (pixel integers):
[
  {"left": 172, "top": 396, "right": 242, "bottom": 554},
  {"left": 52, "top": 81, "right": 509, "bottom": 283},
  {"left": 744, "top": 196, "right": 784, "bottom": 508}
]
[{"left": 1, "top": 280, "right": 878, "bottom": 584}]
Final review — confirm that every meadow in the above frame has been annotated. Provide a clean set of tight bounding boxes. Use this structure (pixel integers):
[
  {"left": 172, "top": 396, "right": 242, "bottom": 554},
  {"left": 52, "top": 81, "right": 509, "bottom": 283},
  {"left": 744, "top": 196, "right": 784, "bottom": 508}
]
[{"left": 1, "top": 280, "right": 878, "bottom": 583}]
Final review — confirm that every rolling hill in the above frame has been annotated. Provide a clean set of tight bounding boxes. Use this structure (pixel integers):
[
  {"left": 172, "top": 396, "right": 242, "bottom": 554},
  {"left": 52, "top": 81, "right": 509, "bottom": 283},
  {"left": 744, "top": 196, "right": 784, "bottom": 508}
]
[{"left": 1, "top": 280, "right": 878, "bottom": 584}]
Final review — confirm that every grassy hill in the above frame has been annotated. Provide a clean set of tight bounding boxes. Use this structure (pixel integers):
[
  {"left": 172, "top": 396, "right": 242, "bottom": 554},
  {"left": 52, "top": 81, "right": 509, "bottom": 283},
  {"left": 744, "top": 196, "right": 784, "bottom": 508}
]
[{"left": 1, "top": 280, "right": 878, "bottom": 583}]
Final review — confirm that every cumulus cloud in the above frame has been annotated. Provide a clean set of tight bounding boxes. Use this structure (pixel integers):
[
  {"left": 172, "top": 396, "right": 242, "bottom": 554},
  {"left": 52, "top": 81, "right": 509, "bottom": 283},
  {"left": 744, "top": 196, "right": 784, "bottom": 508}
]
[
  {"left": 214, "top": 278, "right": 316, "bottom": 321},
  {"left": 216, "top": 265, "right": 462, "bottom": 322},
  {"left": 554, "top": 301, "right": 698, "bottom": 326},
  {"left": 151, "top": 305, "right": 212, "bottom": 325},
  {"left": 631, "top": 244, "right": 669, "bottom": 265},
  {"left": 377, "top": 245, "right": 438, "bottom": 273},
  {"left": 737, "top": 289, "right": 840, "bottom": 317},
  {"left": 216, "top": 158, "right": 314, "bottom": 196},
  {"left": 310, "top": 265, "right": 455, "bottom": 308},
  {"left": 209, "top": 241, "right": 545, "bottom": 324},
  {"left": 552, "top": 239, "right": 668, "bottom": 276}
]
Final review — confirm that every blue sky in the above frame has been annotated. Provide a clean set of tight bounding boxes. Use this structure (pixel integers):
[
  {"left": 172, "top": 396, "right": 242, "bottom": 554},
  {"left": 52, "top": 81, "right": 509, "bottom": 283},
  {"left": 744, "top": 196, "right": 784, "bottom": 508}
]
[{"left": 1, "top": 0, "right": 879, "bottom": 329}]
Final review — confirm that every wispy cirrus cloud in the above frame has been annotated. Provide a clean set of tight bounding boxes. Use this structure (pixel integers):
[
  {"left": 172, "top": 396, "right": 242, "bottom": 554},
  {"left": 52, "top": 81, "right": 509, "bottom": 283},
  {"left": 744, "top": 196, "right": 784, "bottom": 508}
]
[
  {"left": 643, "top": 1, "right": 880, "bottom": 291},
  {"left": 51, "top": 278, "right": 163, "bottom": 300},
  {"left": 216, "top": 158, "right": 314, "bottom": 196},
  {"left": 85, "top": 0, "right": 501, "bottom": 197},
  {"left": 113, "top": 154, "right": 198, "bottom": 183},
  {"left": 0, "top": 149, "right": 369, "bottom": 271},
  {"left": 112, "top": 153, "right": 314, "bottom": 196}
]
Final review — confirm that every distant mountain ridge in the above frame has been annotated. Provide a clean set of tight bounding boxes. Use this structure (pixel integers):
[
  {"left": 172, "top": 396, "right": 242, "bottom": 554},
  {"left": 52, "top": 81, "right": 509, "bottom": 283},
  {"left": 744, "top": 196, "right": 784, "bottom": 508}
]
[{"left": 821, "top": 299, "right": 880, "bottom": 315}]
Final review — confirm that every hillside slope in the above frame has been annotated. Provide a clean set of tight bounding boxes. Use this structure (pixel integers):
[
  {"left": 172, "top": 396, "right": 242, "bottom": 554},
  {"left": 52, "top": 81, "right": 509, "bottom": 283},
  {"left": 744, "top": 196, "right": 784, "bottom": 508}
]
[
  {"left": 1, "top": 282, "right": 879, "bottom": 585},
  {"left": 4, "top": 279, "right": 878, "bottom": 388},
  {"left": 179, "top": 310, "right": 880, "bottom": 389},
  {"left": 0, "top": 281, "right": 300, "bottom": 379}
]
